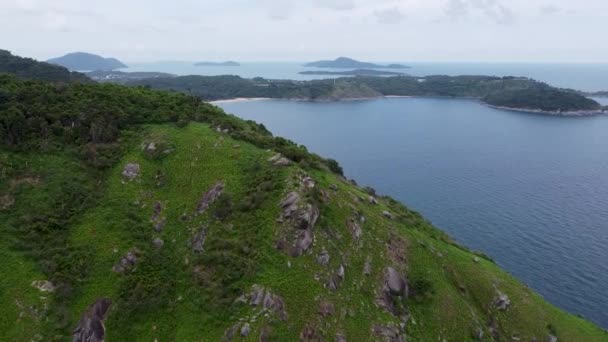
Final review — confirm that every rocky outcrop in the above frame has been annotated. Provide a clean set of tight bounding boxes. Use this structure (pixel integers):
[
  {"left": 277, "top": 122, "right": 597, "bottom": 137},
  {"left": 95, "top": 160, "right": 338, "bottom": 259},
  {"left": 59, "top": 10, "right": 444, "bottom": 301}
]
[
  {"left": 196, "top": 182, "right": 224, "bottom": 215},
  {"left": 246, "top": 285, "right": 288, "bottom": 321},
  {"left": 268, "top": 153, "right": 291, "bottom": 167},
  {"left": 372, "top": 324, "right": 405, "bottom": 342},
  {"left": 122, "top": 163, "right": 140, "bottom": 180},
  {"left": 192, "top": 226, "right": 207, "bottom": 253},
  {"left": 317, "top": 250, "right": 330, "bottom": 266},
  {"left": 319, "top": 301, "right": 335, "bottom": 317},
  {"left": 385, "top": 267, "right": 407, "bottom": 296},
  {"left": 346, "top": 218, "right": 362, "bottom": 241},
  {"left": 112, "top": 249, "right": 139, "bottom": 273},
  {"left": 72, "top": 298, "right": 112, "bottom": 342},
  {"left": 277, "top": 186, "right": 320, "bottom": 257},
  {"left": 494, "top": 290, "right": 511, "bottom": 311},
  {"left": 31, "top": 280, "right": 55, "bottom": 293}
]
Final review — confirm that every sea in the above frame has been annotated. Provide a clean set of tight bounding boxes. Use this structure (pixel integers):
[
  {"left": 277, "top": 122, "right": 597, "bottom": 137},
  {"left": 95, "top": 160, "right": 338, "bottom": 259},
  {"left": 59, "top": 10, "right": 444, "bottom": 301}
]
[{"left": 124, "top": 61, "right": 608, "bottom": 328}]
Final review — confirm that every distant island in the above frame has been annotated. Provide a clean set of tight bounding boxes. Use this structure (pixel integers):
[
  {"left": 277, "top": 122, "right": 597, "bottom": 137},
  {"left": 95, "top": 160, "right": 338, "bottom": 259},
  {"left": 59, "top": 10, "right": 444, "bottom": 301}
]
[
  {"left": 194, "top": 61, "right": 240, "bottom": 67},
  {"left": 304, "top": 57, "right": 409, "bottom": 69},
  {"left": 47, "top": 52, "right": 127, "bottom": 71},
  {"left": 299, "top": 69, "right": 407, "bottom": 76},
  {"left": 86, "top": 70, "right": 175, "bottom": 84}
]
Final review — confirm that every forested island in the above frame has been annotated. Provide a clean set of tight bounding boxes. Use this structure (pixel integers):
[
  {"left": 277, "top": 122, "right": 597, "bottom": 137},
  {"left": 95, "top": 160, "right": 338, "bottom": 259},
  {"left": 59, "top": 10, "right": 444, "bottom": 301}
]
[
  {"left": 129, "top": 74, "right": 603, "bottom": 114},
  {"left": 299, "top": 69, "right": 407, "bottom": 76},
  {"left": 86, "top": 70, "right": 176, "bottom": 83},
  {"left": 1, "top": 49, "right": 606, "bottom": 341},
  {"left": 304, "top": 57, "right": 409, "bottom": 69},
  {"left": 47, "top": 52, "right": 127, "bottom": 71}
]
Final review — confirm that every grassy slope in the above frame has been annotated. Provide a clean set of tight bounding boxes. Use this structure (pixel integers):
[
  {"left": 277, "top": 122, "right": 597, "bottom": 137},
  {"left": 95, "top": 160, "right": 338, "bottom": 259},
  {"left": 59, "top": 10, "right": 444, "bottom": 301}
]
[{"left": 1, "top": 123, "right": 606, "bottom": 341}]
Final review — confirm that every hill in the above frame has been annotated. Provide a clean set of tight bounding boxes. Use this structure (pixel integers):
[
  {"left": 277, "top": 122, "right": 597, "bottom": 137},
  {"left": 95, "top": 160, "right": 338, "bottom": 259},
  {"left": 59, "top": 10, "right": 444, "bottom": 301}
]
[
  {"left": 129, "top": 74, "right": 603, "bottom": 114},
  {"left": 194, "top": 61, "right": 240, "bottom": 67},
  {"left": 0, "top": 49, "right": 90, "bottom": 83},
  {"left": 47, "top": 52, "right": 127, "bottom": 71},
  {"left": 0, "top": 73, "right": 607, "bottom": 340},
  {"left": 299, "top": 69, "right": 406, "bottom": 76},
  {"left": 87, "top": 70, "right": 176, "bottom": 84},
  {"left": 304, "top": 57, "right": 409, "bottom": 69}
]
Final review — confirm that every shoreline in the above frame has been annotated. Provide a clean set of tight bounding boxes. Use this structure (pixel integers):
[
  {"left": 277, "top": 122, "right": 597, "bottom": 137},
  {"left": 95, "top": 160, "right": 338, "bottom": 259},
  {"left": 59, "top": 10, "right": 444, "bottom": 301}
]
[{"left": 209, "top": 97, "right": 272, "bottom": 104}]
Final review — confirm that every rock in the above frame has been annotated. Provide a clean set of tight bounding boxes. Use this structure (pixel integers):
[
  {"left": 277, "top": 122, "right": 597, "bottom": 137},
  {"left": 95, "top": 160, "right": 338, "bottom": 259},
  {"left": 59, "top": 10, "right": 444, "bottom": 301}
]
[
  {"left": 327, "top": 274, "right": 341, "bottom": 291},
  {"left": 382, "top": 211, "right": 393, "bottom": 219},
  {"left": 295, "top": 204, "right": 319, "bottom": 230},
  {"left": 196, "top": 182, "right": 224, "bottom": 215},
  {"left": 268, "top": 153, "right": 291, "bottom": 167},
  {"left": 375, "top": 292, "right": 396, "bottom": 315},
  {"left": 385, "top": 267, "right": 407, "bottom": 296},
  {"left": 346, "top": 218, "right": 362, "bottom": 241},
  {"left": 72, "top": 298, "right": 112, "bottom": 342},
  {"left": 151, "top": 201, "right": 162, "bottom": 221},
  {"left": 153, "top": 217, "right": 167, "bottom": 232},
  {"left": 248, "top": 285, "right": 287, "bottom": 321},
  {"left": 192, "top": 227, "right": 207, "bottom": 253},
  {"left": 473, "top": 256, "right": 480, "bottom": 263},
  {"left": 240, "top": 323, "right": 250, "bottom": 337},
  {"left": 31, "top": 280, "right": 55, "bottom": 293},
  {"left": 372, "top": 325, "right": 404, "bottom": 342},
  {"left": 259, "top": 326, "right": 272, "bottom": 342},
  {"left": 337, "top": 265, "right": 345, "bottom": 279},
  {"left": 495, "top": 291, "right": 511, "bottom": 311},
  {"left": 112, "top": 249, "right": 138, "bottom": 273},
  {"left": 369, "top": 196, "right": 379, "bottom": 205},
  {"left": 317, "top": 250, "right": 330, "bottom": 266},
  {"left": 224, "top": 322, "right": 241, "bottom": 340},
  {"left": 387, "top": 233, "right": 407, "bottom": 265},
  {"left": 329, "top": 184, "right": 338, "bottom": 191},
  {"left": 0, "top": 194, "right": 15, "bottom": 210},
  {"left": 152, "top": 238, "right": 164, "bottom": 249},
  {"left": 122, "top": 163, "right": 140, "bottom": 180},
  {"left": 250, "top": 285, "right": 265, "bottom": 306},
  {"left": 363, "top": 257, "right": 372, "bottom": 275},
  {"left": 302, "top": 176, "right": 315, "bottom": 189},
  {"left": 319, "top": 301, "right": 335, "bottom": 317},
  {"left": 335, "top": 333, "right": 347, "bottom": 342},
  {"left": 547, "top": 335, "right": 557, "bottom": 342},
  {"left": 280, "top": 192, "right": 300, "bottom": 217},
  {"left": 293, "top": 229, "right": 314, "bottom": 256},
  {"left": 300, "top": 325, "right": 319, "bottom": 341}
]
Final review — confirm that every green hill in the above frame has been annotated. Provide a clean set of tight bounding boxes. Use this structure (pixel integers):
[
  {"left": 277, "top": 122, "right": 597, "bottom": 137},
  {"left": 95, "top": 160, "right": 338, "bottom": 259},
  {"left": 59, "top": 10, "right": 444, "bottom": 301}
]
[
  {"left": 0, "top": 50, "right": 90, "bottom": 83},
  {"left": 0, "top": 73, "right": 607, "bottom": 341}
]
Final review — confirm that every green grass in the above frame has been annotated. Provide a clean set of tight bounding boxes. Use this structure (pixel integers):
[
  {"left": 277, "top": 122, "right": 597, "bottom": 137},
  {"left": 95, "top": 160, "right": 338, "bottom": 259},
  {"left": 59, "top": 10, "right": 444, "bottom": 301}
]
[{"left": 1, "top": 122, "right": 606, "bottom": 341}]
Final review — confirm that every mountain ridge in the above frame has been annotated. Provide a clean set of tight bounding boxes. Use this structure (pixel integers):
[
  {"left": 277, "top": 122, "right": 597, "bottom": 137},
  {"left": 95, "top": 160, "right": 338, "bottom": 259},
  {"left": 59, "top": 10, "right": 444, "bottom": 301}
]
[{"left": 47, "top": 52, "right": 127, "bottom": 71}]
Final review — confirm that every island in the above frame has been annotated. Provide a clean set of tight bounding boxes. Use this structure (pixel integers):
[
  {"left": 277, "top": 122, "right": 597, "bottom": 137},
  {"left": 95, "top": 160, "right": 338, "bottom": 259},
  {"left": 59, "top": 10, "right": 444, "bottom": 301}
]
[
  {"left": 47, "top": 52, "right": 127, "bottom": 71},
  {"left": 127, "top": 74, "right": 603, "bottom": 115},
  {"left": 304, "top": 57, "right": 409, "bottom": 69},
  {"left": 299, "top": 69, "right": 407, "bottom": 76},
  {"left": 194, "top": 61, "right": 240, "bottom": 67}
]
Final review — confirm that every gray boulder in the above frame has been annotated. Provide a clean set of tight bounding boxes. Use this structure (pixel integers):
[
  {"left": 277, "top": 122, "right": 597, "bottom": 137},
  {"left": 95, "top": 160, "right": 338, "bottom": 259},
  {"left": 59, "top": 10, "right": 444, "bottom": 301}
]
[
  {"left": 196, "top": 182, "right": 224, "bottom": 215},
  {"left": 122, "top": 163, "right": 140, "bottom": 180},
  {"left": 385, "top": 267, "right": 407, "bottom": 296},
  {"left": 72, "top": 298, "right": 112, "bottom": 342}
]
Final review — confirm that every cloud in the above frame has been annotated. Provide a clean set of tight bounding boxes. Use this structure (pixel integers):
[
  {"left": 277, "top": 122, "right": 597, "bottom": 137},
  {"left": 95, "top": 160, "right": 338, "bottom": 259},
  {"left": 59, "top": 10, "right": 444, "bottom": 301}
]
[
  {"left": 444, "top": 0, "right": 515, "bottom": 25},
  {"left": 539, "top": 5, "right": 561, "bottom": 15},
  {"left": 374, "top": 7, "right": 406, "bottom": 24},
  {"left": 315, "top": 0, "right": 356, "bottom": 11}
]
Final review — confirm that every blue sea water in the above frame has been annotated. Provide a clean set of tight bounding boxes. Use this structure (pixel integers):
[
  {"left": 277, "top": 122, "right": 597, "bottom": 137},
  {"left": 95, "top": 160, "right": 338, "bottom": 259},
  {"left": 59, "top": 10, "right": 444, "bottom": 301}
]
[
  {"left": 219, "top": 97, "right": 608, "bottom": 329},
  {"left": 121, "top": 61, "right": 608, "bottom": 92}
]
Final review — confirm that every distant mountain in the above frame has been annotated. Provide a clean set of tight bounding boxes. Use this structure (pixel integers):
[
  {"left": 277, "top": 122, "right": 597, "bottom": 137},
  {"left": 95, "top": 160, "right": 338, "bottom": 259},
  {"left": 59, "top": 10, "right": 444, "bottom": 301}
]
[
  {"left": 304, "top": 57, "right": 409, "bottom": 69},
  {"left": 194, "top": 61, "right": 240, "bottom": 67},
  {"left": 0, "top": 49, "right": 90, "bottom": 83},
  {"left": 47, "top": 52, "right": 127, "bottom": 71},
  {"left": 299, "top": 69, "right": 407, "bottom": 76}
]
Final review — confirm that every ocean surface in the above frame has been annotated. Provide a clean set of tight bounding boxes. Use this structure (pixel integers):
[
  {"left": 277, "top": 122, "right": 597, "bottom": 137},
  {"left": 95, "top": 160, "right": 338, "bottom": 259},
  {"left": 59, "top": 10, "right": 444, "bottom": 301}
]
[
  {"left": 219, "top": 97, "right": 608, "bottom": 329},
  {"left": 121, "top": 61, "right": 608, "bottom": 92}
]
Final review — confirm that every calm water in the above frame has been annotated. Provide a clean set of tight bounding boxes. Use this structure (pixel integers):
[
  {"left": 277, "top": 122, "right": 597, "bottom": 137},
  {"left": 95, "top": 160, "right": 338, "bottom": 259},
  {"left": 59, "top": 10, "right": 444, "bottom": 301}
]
[
  {"left": 122, "top": 61, "right": 608, "bottom": 92},
  {"left": 219, "top": 98, "right": 608, "bottom": 328}
]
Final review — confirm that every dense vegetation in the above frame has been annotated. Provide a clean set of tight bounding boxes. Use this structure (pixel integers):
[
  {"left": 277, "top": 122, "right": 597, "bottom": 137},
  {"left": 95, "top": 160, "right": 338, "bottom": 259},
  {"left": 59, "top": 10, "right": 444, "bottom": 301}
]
[
  {"left": 47, "top": 52, "right": 127, "bottom": 71},
  {"left": 1, "top": 51, "right": 607, "bottom": 341},
  {"left": 130, "top": 74, "right": 602, "bottom": 113},
  {"left": 87, "top": 70, "right": 176, "bottom": 84},
  {"left": 0, "top": 50, "right": 91, "bottom": 83},
  {"left": 299, "top": 69, "right": 406, "bottom": 76}
]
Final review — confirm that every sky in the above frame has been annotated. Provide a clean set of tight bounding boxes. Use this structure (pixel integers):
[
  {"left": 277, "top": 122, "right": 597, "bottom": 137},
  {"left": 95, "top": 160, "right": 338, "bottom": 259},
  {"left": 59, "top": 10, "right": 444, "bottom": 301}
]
[{"left": 1, "top": 0, "right": 607, "bottom": 63}]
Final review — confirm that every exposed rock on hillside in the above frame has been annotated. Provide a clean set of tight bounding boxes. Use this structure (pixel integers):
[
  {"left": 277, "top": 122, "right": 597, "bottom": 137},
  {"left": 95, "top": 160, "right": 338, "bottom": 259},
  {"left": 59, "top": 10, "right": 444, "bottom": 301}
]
[
  {"left": 196, "top": 181, "right": 224, "bottom": 214},
  {"left": 72, "top": 299, "right": 112, "bottom": 342}
]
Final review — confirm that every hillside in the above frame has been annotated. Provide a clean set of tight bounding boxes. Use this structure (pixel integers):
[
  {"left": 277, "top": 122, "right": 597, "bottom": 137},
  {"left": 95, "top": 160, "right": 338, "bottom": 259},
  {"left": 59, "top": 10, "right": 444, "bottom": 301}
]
[
  {"left": 0, "top": 50, "right": 90, "bottom": 83},
  {"left": 129, "top": 74, "right": 603, "bottom": 113},
  {"left": 304, "top": 57, "right": 409, "bottom": 69},
  {"left": 1, "top": 73, "right": 607, "bottom": 341},
  {"left": 299, "top": 69, "right": 406, "bottom": 76},
  {"left": 47, "top": 52, "right": 127, "bottom": 71}
]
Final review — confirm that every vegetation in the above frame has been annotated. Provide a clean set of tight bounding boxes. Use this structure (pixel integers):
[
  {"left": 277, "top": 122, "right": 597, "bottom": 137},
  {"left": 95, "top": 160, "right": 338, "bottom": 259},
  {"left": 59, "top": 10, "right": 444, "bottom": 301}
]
[
  {"left": 299, "top": 69, "right": 407, "bottom": 76},
  {"left": 0, "top": 50, "right": 91, "bottom": 83},
  {"left": 86, "top": 70, "right": 176, "bottom": 84},
  {"left": 129, "top": 74, "right": 602, "bottom": 113},
  {"left": 1, "top": 52, "right": 607, "bottom": 341},
  {"left": 304, "top": 57, "right": 409, "bottom": 69}
]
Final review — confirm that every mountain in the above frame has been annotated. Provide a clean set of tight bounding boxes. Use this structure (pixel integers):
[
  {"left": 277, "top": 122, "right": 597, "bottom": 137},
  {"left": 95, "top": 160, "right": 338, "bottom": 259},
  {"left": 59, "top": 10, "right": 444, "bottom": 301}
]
[
  {"left": 299, "top": 69, "right": 407, "bottom": 76},
  {"left": 0, "top": 62, "right": 607, "bottom": 340},
  {"left": 304, "top": 57, "right": 409, "bottom": 69},
  {"left": 194, "top": 61, "right": 240, "bottom": 67},
  {"left": 47, "top": 52, "right": 127, "bottom": 71},
  {"left": 0, "top": 49, "right": 90, "bottom": 83}
]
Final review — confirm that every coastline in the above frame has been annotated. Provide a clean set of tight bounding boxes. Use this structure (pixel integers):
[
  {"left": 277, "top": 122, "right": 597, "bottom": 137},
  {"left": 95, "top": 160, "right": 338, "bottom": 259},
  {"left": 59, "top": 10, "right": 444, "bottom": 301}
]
[
  {"left": 209, "top": 97, "right": 272, "bottom": 104},
  {"left": 486, "top": 104, "right": 606, "bottom": 116}
]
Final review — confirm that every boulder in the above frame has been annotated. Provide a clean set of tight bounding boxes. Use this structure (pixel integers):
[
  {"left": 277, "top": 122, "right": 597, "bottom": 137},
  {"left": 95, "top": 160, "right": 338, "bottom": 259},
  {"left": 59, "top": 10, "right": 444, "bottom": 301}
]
[
  {"left": 152, "top": 238, "right": 164, "bottom": 249},
  {"left": 293, "top": 229, "right": 314, "bottom": 256},
  {"left": 300, "top": 325, "right": 319, "bottom": 341},
  {"left": 363, "top": 257, "right": 372, "bottom": 275},
  {"left": 369, "top": 196, "right": 379, "bottom": 205},
  {"left": 346, "top": 218, "right": 362, "bottom": 241},
  {"left": 192, "top": 227, "right": 208, "bottom": 253},
  {"left": 372, "top": 325, "right": 404, "bottom": 342},
  {"left": 196, "top": 182, "right": 224, "bottom": 215},
  {"left": 280, "top": 192, "right": 300, "bottom": 217},
  {"left": 240, "top": 323, "right": 250, "bottom": 337},
  {"left": 317, "top": 250, "right": 330, "bottom": 266},
  {"left": 112, "top": 249, "right": 138, "bottom": 273},
  {"left": 153, "top": 217, "right": 167, "bottom": 233},
  {"left": 31, "top": 280, "right": 55, "bottom": 293},
  {"left": 122, "top": 163, "right": 140, "bottom": 180},
  {"left": 382, "top": 211, "right": 393, "bottom": 219},
  {"left": 385, "top": 267, "right": 407, "bottom": 296},
  {"left": 259, "top": 327, "right": 272, "bottom": 342},
  {"left": 335, "top": 333, "right": 347, "bottom": 342},
  {"left": 319, "top": 301, "right": 335, "bottom": 317},
  {"left": 72, "top": 298, "right": 112, "bottom": 342},
  {"left": 151, "top": 201, "right": 162, "bottom": 221},
  {"left": 295, "top": 204, "right": 319, "bottom": 230},
  {"left": 495, "top": 291, "right": 511, "bottom": 311}
]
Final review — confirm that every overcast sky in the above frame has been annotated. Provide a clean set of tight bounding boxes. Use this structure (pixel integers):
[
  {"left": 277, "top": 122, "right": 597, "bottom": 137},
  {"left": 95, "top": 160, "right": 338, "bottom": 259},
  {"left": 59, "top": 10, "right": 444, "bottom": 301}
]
[{"left": 2, "top": 0, "right": 607, "bottom": 63}]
